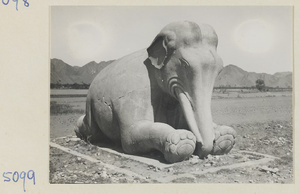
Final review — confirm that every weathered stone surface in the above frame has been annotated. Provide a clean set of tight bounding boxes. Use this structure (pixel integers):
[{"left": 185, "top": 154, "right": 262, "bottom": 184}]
[{"left": 74, "top": 21, "right": 236, "bottom": 163}]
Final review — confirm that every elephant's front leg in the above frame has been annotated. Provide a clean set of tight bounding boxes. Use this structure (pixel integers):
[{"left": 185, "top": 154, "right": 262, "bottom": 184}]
[
  {"left": 120, "top": 121, "right": 196, "bottom": 163},
  {"left": 211, "top": 123, "right": 236, "bottom": 155}
]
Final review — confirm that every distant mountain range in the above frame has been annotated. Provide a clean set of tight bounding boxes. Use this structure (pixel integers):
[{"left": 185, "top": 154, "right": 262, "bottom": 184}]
[
  {"left": 214, "top": 64, "right": 292, "bottom": 88},
  {"left": 50, "top": 59, "right": 114, "bottom": 85},
  {"left": 50, "top": 59, "right": 292, "bottom": 88}
]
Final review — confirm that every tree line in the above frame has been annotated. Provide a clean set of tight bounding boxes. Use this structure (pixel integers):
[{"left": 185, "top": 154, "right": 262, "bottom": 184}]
[
  {"left": 50, "top": 83, "right": 90, "bottom": 89},
  {"left": 215, "top": 79, "right": 291, "bottom": 92},
  {"left": 51, "top": 79, "right": 292, "bottom": 91}
]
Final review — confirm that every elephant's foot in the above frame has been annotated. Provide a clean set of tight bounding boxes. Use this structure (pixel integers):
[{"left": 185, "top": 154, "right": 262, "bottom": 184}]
[
  {"left": 74, "top": 127, "right": 83, "bottom": 139},
  {"left": 163, "top": 130, "right": 196, "bottom": 163},
  {"left": 74, "top": 115, "right": 93, "bottom": 142},
  {"left": 74, "top": 115, "right": 87, "bottom": 140},
  {"left": 211, "top": 125, "right": 236, "bottom": 155}
]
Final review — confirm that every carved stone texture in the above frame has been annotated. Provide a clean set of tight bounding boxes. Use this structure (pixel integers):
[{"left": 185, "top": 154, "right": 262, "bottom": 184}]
[{"left": 75, "top": 21, "right": 236, "bottom": 163}]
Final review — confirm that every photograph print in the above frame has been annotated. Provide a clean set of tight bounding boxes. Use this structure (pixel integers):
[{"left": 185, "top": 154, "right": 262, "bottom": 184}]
[{"left": 50, "top": 6, "right": 293, "bottom": 184}]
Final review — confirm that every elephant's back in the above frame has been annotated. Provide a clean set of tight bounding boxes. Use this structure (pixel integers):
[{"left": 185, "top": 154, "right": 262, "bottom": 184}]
[{"left": 89, "top": 49, "right": 149, "bottom": 98}]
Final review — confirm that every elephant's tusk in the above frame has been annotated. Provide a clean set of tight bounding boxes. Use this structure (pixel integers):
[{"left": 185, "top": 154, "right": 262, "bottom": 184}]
[{"left": 174, "top": 87, "right": 204, "bottom": 144}]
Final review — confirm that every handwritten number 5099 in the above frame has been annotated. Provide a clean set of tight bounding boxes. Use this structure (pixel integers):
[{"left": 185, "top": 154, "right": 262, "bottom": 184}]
[
  {"left": 2, "top": 0, "right": 29, "bottom": 11},
  {"left": 3, "top": 170, "right": 35, "bottom": 192}
]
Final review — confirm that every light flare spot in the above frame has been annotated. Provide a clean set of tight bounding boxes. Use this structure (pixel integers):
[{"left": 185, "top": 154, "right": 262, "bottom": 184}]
[{"left": 234, "top": 19, "right": 275, "bottom": 53}]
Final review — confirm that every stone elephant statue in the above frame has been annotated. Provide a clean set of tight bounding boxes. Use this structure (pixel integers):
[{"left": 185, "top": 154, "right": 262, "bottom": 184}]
[{"left": 75, "top": 21, "right": 236, "bottom": 163}]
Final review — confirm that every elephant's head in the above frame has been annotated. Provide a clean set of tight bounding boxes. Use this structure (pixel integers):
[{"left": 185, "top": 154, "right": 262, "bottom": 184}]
[{"left": 146, "top": 21, "right": 223, "bottom": 158}]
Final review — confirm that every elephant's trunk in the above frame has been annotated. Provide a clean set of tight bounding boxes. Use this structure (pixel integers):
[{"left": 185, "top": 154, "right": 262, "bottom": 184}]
[
  {"left": 174, "top": 83, "right": 215, "bottom": 158},
  {"left": 191, "top": 87, "right": 215, "bottom": 158}
]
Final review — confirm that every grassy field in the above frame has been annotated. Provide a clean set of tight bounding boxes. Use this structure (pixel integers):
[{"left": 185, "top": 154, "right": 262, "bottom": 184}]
[{"left": 50, "top": 90, "right": 293, "bottom": 183}]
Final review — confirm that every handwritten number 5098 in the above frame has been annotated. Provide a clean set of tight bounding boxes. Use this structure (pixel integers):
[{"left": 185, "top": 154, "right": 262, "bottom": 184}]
[{"left": 2, "top": 0, "right": 29, "bottom": 11}]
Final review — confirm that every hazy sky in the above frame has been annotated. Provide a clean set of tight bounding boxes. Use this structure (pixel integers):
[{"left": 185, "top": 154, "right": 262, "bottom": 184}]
[{"left": 51, "top": 6, "right": 292, "bottom": 74}]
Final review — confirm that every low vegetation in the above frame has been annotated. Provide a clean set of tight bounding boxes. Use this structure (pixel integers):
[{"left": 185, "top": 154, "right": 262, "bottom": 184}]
[
  {"left": 51, "top": 83, "right": 90, "bottom": 89},
  {"left": 50, "top": 101, "right": 84, "bottom": 115},
  {"left": 52, "top": 83, "right": 292, "bottom": 92}
]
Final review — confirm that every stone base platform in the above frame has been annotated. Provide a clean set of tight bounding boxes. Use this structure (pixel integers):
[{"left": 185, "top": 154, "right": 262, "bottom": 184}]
[{"left": 50, "top": 136, "right": 279, "bottom": 184}]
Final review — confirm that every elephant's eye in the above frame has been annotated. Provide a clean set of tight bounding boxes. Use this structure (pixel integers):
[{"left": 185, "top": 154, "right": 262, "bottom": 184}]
[{"left": 179, "top": 58, "right": 190, "bottom": 68}]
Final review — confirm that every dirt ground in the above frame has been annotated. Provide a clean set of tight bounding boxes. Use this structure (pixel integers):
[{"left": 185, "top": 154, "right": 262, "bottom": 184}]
[{"left": 50, "top": 91, "right": 293, "bottom": 184}]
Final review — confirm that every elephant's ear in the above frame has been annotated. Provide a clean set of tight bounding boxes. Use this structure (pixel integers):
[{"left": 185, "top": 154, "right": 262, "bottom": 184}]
[{"left": 147, "top": 36, "right": 168, "bottom": 69}]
